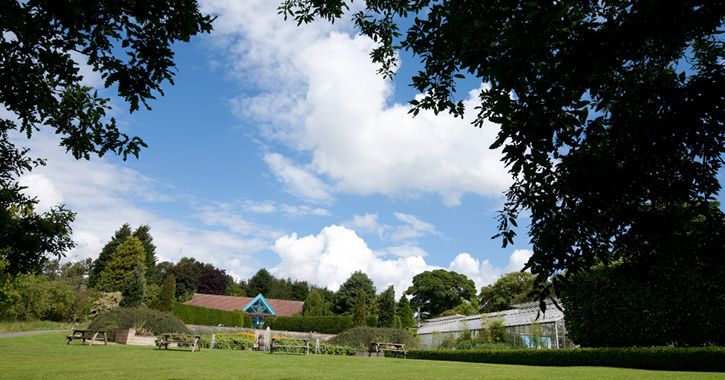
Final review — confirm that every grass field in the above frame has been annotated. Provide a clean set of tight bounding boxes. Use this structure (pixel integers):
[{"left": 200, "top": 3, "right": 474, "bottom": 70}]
[{"left": 0, "top": 332, "right": 722, "bottom": 380}]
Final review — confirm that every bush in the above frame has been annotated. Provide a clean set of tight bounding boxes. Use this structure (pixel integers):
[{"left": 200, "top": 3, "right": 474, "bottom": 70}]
[
  {"left": 561, "top": 257, "right": 725, "bottom": 347},
  {"left": 327, "top": 326, "right": 419, "bottom": 350},
  {"left": 366, "top": 315, "right": 378, "bottom": 328},
  {"left": 88, "top": 307, "right": 189, "bottom": 340},
  {"left": 172, "top": 302, "right": 244, "bottom": 327},
  {"left": 243, "top": 315, "right": 252, "bottom": 328},
  {"left": 200, "top": 331, "right": 256, "bottom": 350},
  {"left": 407, "top": 347, "right": 725, "bottom": 372},
  {"left": 268, "top": 316, "right": 353, "bottom": 334}
]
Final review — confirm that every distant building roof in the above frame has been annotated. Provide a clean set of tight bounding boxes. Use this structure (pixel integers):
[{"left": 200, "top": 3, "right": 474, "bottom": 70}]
[
  {"left": 417, "top": 300, "right": 564, "bottom": 335},
  {"left": 184, "top": 293, "right": 304, "bottom": 317}
]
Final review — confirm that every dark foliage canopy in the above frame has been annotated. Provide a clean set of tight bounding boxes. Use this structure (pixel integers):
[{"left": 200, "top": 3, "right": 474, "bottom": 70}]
[
  {"left": 281, "top": 0, "right": 725, "bottom": 302},
  {"left": 1, "top": 0, "right": 212, "bottom": 276},
  {"left": 406, "top": 269, "right": 475, "bottom": 317}
]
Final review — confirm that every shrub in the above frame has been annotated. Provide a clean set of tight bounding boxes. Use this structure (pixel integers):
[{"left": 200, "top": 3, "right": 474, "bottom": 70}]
[
  {"left": 200, "top": 331, "right": 256, "bottom": 350},
  {"left": 172, "top": 302, "right": 244, "bottom": 327},
  {"left": 243, "top": 315, "right": 252, "bottom": 328},
  {"left": 268, "top": 316, "right": 353, "bottom": 334},
  {"left": 327, "top": 326, "right": 419, "bottom": 350},
  {"left": 88, "top": 307, "right": 189, "bottom": 340},
  {"left": 407, "top": 347, "right": 725, "bottom": 372}
]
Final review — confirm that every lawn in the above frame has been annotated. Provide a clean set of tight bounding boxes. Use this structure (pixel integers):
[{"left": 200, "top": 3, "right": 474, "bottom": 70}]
[{"left": 0, "top": 332, "right": 721, "bottom": 380}]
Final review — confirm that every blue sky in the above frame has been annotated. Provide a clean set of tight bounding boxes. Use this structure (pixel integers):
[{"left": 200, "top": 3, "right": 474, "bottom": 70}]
[{"left": 12, "top": 0, "right": 534, "bottom": 297}]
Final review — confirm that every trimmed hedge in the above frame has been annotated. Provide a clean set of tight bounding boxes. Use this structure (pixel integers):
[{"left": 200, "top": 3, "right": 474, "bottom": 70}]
[
  {"left": 88, "top": 307, "right": 189, "bottom": 340},
  {"left": 407, "top": 347, "right": 725, "bottom": 372},
  {"left": 243, "top": 315, "right": 252, "bottom": 328},
  {"left": 268, "top": 316, "right": 353, "bottom": 334},
  {"left": 200, "top": 331, "right": 256, "bottom": 350},
  {"left": 173, "top": 302, "right": 245, "bottom": 327}
]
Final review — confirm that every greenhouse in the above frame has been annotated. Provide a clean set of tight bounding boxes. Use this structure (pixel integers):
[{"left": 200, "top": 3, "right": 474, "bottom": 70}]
[{"left": 416, "top": 300, "right": 575, "bottom": 349}]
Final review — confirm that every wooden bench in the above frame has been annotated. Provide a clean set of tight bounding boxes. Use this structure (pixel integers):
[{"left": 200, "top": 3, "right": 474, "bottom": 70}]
[
  {"left": 370, "top": 342, "right": 406, "bottom": 358},
  {"left": 157, "top": 333, "right": 201, "bottom": 352},
  {"left": 66, "top": 329, "right": 107, "bottom": 346},
  {"left": 269, "top": 337, "right": 309, "bottom": 355}
]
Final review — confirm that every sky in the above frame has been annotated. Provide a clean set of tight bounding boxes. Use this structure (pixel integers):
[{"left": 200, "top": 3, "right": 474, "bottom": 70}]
[{"left": 11, "top": 0, "right": 535, "bottom": 298}]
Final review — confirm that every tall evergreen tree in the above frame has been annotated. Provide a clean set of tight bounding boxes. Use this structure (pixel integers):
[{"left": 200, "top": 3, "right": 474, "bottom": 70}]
[
  {"left": 132, "top": 225, "right": 157, "bottom": 285},
  {"left": 158, "top": 273, "right": 176, "bottom": 313},
  {"left": 119, "top": 263, "right": 145, "bottom": 308},
  {"left": 88, "top": 224, "right": 131, "bottom": 288},
  {"left": 96, "top": 236, "right": 145, "bottom": 292},
  {"left": 335, "top": 271, "right": 376, "bottom": 315},
  {"left": 376, "top": 285, "right": 397, "bottom": 328},
  {"left": 352, "top": 290, "right": 367, "bottom": 328},
  {"left": 303, "top": 289, "right": 331, "bottom": 316},
  {"left": 397, "top": 295, "right": 415, "bottom": 329}
]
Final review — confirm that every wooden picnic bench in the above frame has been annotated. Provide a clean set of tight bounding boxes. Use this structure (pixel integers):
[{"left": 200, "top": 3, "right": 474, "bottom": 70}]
[
  {"left": 269, "top": 337, "right": 309, "bottom": 355},
  {"left": 157, "top": 333, "right": 202, "bottom": 352},
  {"left": 370, "top": 342, "right": 406, "bottom": 358},
  {"left": 66, "top": 329, "right": 108, "bottom": 346}
]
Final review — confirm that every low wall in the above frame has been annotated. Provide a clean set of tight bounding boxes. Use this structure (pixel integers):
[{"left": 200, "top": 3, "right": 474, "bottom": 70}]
[{"left": 115, "top": 328, "right": 158, "bottom": 346}]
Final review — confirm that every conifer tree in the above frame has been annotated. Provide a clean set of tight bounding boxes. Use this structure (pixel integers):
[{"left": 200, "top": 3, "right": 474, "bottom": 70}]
[
  {"left": 88, "top": 224, "right": 131, "bottom": 288},
  {"left": 397, "top": 295, "right": 415, "bottom": 328},
  {"left": 352, "top": 290, "right": 367, "bottom": 328},
  {"left": 96, "top": 236, "right": 146, "bottom": 292},
  {"left": 158, "top": 274, "right": 176, "bottom": 313},
  {"left": 132, "top": 225, "right": 157, "bottom": 285},
  {"left": 376, "top": 285, "right": 397, "bottom": 328},
  {"left": 120, "top": 263, "right": 145, "bottom": 308}
]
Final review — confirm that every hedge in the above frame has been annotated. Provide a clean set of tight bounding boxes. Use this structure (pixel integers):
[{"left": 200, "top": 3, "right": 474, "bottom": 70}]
[
  {"left": 172, "top": 302, "right": 245, "bottom": 327},
  {"left": 407, "top": 347, "right": 725, "bottom": 372},
  {"left": 200, "top": 331, "right": 256, "bottom": 350},
  {"left": 267, "top": 316, "right": 353, "bottom": 334}
]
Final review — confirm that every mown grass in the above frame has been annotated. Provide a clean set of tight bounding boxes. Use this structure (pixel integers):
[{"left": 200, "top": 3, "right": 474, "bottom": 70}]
[{"left": 0, "top": 332, "right": 722, "bottom": 380}]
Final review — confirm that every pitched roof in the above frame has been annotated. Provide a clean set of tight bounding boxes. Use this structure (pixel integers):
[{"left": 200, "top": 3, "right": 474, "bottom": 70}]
[
  {"left": 184, "top": 293, "right": 304, "bottom": 317},
  {"left": 417, "top": 299, "right": 564, "bottom": 335}
]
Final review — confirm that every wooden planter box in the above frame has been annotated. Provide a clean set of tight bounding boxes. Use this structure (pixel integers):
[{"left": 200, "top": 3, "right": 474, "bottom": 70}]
[{"left": 115, "top": 328, "right": 159, "bottom": 346}]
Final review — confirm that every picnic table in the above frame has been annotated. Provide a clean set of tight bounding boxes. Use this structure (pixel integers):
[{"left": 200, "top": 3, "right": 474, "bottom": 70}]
[
  {"left": 66, "top": 329, "right": 108, "bottom": 346},
  {"left": 370, "top": 342, "right": 406, "bottom": 358},
  {"left": 157, "top": 333, "right": 202, "bottom": 352},
  {"left": 269, "top": 337, "right": 309, "bottom": 355}
]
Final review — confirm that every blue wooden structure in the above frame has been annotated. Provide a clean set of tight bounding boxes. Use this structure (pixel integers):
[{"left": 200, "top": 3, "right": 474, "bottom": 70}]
[{"left": 243, "top": 293, "right": 277, "bottom": 329}]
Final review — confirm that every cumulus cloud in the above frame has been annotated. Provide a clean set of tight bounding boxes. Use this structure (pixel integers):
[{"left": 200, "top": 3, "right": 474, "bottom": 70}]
[
  {"left": 448, "top": 250, "right": 533, "bottom": 291},
  {"left": 271, "top": 224, "right": 531, "bottom": 297},
  {"left": 203, "top": 0, "right": 512, "bottom": 206}
]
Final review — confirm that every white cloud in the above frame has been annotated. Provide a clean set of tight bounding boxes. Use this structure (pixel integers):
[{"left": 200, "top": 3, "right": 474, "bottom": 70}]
[
  {"left": 18, "top": 173, "right": 64, "bottom": 213},
  {"left": 448, "top": 250, "right": 533, "bottom": 291},
  {"left": 203, "top": 0, "right": 512, "bottom": 206},
  {"left": 263, "top": 152, "right": 333, "bottom": 203},
  {"left": 271, "top": 224, "right": 529, "bottom": 298}
]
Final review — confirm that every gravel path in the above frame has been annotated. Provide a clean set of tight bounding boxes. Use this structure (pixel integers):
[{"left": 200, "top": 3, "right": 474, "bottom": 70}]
[{"left": 0, "top": 330, "right": 68, "bottom": 339}]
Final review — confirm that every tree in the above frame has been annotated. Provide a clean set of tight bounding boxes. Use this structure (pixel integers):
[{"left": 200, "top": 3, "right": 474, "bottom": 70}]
[
  {"left": 1, "top": 1, "right": 212, "bottom": 278},
  {"left": 197, "top": 264, "right": 229, "bottom": 295},
  {"left": 281, "top": 0, "right": 725, "bottom": 302},
  {"left": 291, "top": 280, "right": 311, "bottom": 301},
  {"left": 96, "top": 236, "right": 146, "bottom": 292},
  {"left": 132, "top": 225, "right": 157, "bottom": 285},
  {"left": 247, "top": 268, "right": 275, "bottom": 297},
  {"left": 157, "top": 273, "right": 176, "bottom": 313},
  {"left": 335, "top": 271, "right": 376, "bottom": 315},
  {"left": 302, "top": 289, "right": 332, "bottom": 316},
  {"left": 88, "top": 224, "right": 132, "bottom": 288},
  {"left": 406, "top": 269, "right": 475, "bottom": 318},
  {"left": 0, "top": 175, "right": 75, "bottom": 276},
  {"left": 59, "top": 258, "right": 93, "bottom": 290},
  {"left": 120, "top": 264, "right": 145, "bottom": 308},
  {"left": 479, "top": 272, "right": 537, "bottom": 313},
  {"left": 375, "top": 285, "right": 397, "bottom": 328},
  {"left": 352, "top": 290, "right": 367, "bottom": 327},
  {"left": 226, "top": 276, "right": 247, "bottom": 297},
  {"left": 396, "top": 295, "right": 415, "bottom": 329},
  {"left": 167, "top": 257, "right": 203, "bottom": 301}
]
